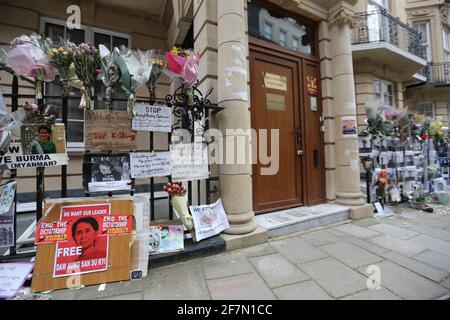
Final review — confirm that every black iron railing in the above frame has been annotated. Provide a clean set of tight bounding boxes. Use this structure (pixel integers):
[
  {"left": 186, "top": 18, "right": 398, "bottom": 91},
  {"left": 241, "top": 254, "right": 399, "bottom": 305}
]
[
  {"left": 421, "top": 62, "right": 450, "bottom": 85},
  {"left": 352, "top": 8, "right": 425, "bottom": 59}
]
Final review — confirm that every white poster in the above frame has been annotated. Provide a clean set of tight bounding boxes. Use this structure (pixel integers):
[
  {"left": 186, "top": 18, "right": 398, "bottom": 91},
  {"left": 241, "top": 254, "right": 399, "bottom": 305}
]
[
  {"left": 190, "top": 199, "right": 230, "bottom": 242},
  {"left": 132, "top": 103, "right": 172, "bottom": 132},
  {"left": 0, "top": 263, "right": 34, "bottom": 299},
  {"left": 0, "top": 143, "right": 68, "bottom": 169},
  {"left": 130, "top": 152, "right": 171, "bottom": 178},
  {"left": 0, "top": 181, "right": 16, "bottom": 248},
  {"left": 171, "top": 143, "right": 209, "bottom": 181}
]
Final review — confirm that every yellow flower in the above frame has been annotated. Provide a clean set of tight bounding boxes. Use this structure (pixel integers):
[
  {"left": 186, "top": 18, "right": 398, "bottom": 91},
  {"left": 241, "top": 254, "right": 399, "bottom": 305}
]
[
  {"left": 59, "top": 47, "right": 64, "bottom": 52},
  {"left": 171, "top": 47, "right": 179, "bottom": 55},
  {"left": 436, "top": 130, "right": 444, "bottom": 136}
]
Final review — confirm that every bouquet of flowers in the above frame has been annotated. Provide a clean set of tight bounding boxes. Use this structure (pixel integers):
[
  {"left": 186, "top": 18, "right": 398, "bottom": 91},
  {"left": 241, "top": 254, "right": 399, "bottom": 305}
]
[
  {"left": 163, "top": 182, "right": 193, "bottom": 231},
  {"left": 71, "top": 42, "right": 99, "bottom": 109},
  {"left": 165, "top": 47, "right": 200, "bottom": 89},
  {"left": 98, "top": 44, "right": 121, "bottom": 111},
  {"left": 146, "top": 50, "right": 166, "bottom": 104},
  {"left": 5, "top": 34, "right": 56, "bottom": 99},
  {"left": 115, "top": 46, "right": 147, "bottom": 117},
  {"left": 47, "top": 41, "right": 75, "bottom": 97},
  {"left": 23, "top": 102, "right": 59, "bottom": 127}
]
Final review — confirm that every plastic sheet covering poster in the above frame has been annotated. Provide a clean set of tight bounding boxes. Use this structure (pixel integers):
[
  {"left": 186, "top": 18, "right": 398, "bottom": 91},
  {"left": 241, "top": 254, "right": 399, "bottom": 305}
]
[
  {"left": 149, "top": 220, "right": 184, "bottom": 254},
  {"left": 0, "top": 263, "right": 34, "bottom": 299},
  {"left": 0, "top": 181, "right": 16, "bottom": 248}
]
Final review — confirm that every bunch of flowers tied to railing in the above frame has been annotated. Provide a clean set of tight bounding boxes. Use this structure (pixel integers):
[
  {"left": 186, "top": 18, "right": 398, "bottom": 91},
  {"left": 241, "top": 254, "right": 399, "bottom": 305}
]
[
  {"left": 163, "top": 182, "right": 194, "bottom": 231},
  {"left": 3, "top": 33, "right": 201, "bottom": 118}
]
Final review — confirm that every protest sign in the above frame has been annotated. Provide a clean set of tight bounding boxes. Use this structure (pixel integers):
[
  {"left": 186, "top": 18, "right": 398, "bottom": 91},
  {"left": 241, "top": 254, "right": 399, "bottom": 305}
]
[
  {"left": 190, "top": 199, "right": 230, "bottom": 242},
  {"left": 32, "top": 198, "right": 133, "bottom": 292},
  {"left": 171, "top": 143, "right": 209, "bottom": 181},
  {"left": 130, "top": 152, "right": 171, "bottom": 178},
  {"left": 150, "top": 220, "right": 184, "bottom": 254},
  {"left": 0, "top": 181, "right": 16, "bottom": 248},
  {"left": 132, "top": 103, "right": 172, "bottom": 132},
  {"left": 85, "top": 110, "right": 137, "bottom": 151},
  {"left": 83, "top": 153, "right": 131, "bottom": 192},
  {"left": 0, "top": 263, "right": 34, "bottom": 299},
  {"left": 0, "top": 124, "right": 68, "bottom": 169}
]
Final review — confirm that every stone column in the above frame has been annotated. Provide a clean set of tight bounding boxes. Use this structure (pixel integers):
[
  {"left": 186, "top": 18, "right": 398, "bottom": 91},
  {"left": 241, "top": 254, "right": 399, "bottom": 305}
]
[
  {"left": 217, "top": 0, "right": 256, "bottom": 234},
  {"left": 329, "top": 3, "right": 366, "bottom": 207}
]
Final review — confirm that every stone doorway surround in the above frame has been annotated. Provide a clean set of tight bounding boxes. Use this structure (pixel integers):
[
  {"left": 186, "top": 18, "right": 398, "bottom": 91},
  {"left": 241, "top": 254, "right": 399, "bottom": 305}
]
[{"left": 193, "top": 0, "right": 373, "bottom": 237}]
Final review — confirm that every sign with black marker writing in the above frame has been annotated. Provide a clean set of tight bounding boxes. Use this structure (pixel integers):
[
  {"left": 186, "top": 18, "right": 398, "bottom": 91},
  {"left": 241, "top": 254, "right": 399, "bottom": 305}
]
[
  {"left": 132, "top": 104, "right": 172, "bottom": 133},
  {"left": 130, "top": 152, "right": 171, "bottom": 178}
]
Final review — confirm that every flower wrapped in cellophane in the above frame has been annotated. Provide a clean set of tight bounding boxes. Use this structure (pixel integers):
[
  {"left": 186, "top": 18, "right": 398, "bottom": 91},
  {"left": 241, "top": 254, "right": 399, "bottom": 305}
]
[
  {"left": 5, "top": 34, "right": 56, "bottom": 99},
  {"left": 115, "top": 46, "right": 147, "bottom": 117},
  {"left": 142, "top": 50, "right": 166, "bottom": 104},
  {"left": 163, "top": 182, "right": 193, "bottom": 231},
  {"left": 165, "top": 47, "right": 200, "bottom": 89},
  {"left": 71, "top": 42, "right": 99, "bottom": 109},
  {"left": 47, "top": 39, "right": 76, "bottom": 97},
  {"left": 98, "top": 44, "right": 121, "bottom": 111}
]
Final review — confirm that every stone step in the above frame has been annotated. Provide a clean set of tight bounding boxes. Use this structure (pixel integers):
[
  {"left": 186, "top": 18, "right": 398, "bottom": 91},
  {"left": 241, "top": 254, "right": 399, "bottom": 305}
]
[{"left": 255, "top": 204, "right": 351, "bottom": 238}]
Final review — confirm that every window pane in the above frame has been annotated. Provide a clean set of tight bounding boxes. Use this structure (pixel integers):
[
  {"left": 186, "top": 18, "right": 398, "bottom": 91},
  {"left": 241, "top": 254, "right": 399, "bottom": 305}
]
[
  {"left": 45, "top": 23, "right": 64, "bottom": 43},
  {"left": 94, "top": 32, "right": 111, "bottom": 50},
  {"left": 67, "top": 28, "right": 85, "bottom": 44},
  {"left": 249, "top": 2, "right": 315, "bottom": 55},
  {"left": 67, "top": 121, "right": 84, "bottom": 143},
  {"left": 113, "top": 36, "right": 129, "bottom": 48},
  {"left": 292, "top": 38, "right": 299, "bottom": 50}
]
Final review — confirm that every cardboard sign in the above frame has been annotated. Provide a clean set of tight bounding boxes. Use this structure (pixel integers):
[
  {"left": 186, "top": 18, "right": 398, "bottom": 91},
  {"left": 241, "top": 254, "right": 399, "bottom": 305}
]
[
  {"left": 190, "top": 199, "right": 230, "bottom": 242},
  {"left": 32, "top": 198, "right": 133, "bottom": 292},
  {"left": 171, "top": 143, "right": 209, "bottom": 181},
  {"left": 132, "top": 103, "right": 172, "bottom": 132},
  {"left": 130, "top": 152, "right": 171, "bottom": 178},
  {"left": 85, "top": 110, "right": 137, "bottom": 151},
  {"left": 0, "top": 263, "right": 34, "bottom": 299},
  {"left": 0, "top": 181, "right": 16, "bottom": 248},
  {"left": 0, "top": 124, "right": 68, "bottom": 169}
]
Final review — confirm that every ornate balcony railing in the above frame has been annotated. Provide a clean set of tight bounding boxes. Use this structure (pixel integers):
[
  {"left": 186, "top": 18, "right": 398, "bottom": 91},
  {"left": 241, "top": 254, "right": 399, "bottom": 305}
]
[
  {"left": 421, "top": 62, "right": 450, "bottom": 85},
  {"left": 352, "top": 8, "right": 425, "bottom": 59}
]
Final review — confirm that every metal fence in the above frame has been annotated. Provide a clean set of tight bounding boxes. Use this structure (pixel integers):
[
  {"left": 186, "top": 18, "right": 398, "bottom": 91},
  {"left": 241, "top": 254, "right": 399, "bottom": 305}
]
[
  {"left": 422, "top": 62, "right": 450, "bottom": 86},
  {"left": 0, "top": 74, "right": 223, "bottom": 261},
  {"left": 352, "top": 7, "right": 425, "bottom": 59}
]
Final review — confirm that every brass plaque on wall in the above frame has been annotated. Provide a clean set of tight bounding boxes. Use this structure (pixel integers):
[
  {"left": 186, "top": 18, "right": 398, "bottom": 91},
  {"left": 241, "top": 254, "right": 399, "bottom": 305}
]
[
  {"left": 263, "top": 72, "right": 288, "bottom": 91},
  {"left": 266, "top": 93, "right": 286, "bottom": 111}
]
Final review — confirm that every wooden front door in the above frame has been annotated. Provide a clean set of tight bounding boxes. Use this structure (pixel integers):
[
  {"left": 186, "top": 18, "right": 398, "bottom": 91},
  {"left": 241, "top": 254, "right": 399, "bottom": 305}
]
[{"left": 250, "top": 39, "right": 326, "bottom": 214}]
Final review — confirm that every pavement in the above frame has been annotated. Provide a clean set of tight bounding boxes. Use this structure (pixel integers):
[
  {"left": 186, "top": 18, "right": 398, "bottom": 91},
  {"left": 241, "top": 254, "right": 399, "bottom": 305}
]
[{"left": 49, "top": 208, "right": 450, "bottom": 300}]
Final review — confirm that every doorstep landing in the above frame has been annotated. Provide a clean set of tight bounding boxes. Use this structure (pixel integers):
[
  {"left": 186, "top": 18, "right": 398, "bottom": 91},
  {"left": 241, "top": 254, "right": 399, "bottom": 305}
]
[{"left": 255, "top": 204, "right": 350, "bottom": 238}]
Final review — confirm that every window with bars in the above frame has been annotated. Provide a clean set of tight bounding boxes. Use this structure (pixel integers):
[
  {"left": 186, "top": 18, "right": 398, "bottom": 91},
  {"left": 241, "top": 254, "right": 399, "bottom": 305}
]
[
  {"left": 444, "top": 27, "right": 450, "bottom": 62},
  {"left": 374, "top": 79, "right": 395, "bottom": 108},
  {"left": 41, "top": 18, "right": 130, "bottom": 150},
  {"left": 413, "top": 21, "right": 432, "bottom": 62}
]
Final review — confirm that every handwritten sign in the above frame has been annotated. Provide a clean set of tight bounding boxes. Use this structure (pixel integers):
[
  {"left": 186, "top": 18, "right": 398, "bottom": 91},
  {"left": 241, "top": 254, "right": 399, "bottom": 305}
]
[
  {"left": 171, "top": 143, "right": 209, "bottom": 181},
  {"left": 0, "top": 263, "right": 34, "bottom": 299},
  {"left": 132, "top": 104, "right": 172, "bottom": 132},
  {"left": 0, "top": 181, "right": 16, "bottom": 248},
  {"left": 190, "top": 199, "right": 230, "bottom": 242},
  {"left": 85, "top": 110, "right": 137, "bottom": 151},
  {"left": 130, "top": 152, "right": 171, "bottom": 178}
]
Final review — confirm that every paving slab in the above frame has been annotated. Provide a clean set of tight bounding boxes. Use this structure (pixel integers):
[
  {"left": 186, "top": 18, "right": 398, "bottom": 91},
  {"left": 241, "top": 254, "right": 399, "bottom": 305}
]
[
  {"left": 48, "top": 288, "right": 79, "bottom": 300},
  {"left": 320, "top": 241, "right": 384, "bottom": 269},
  {"left": 273, "top": 281, "right": 332, "bottom": 300},
  {"left": 403, "top": 216, "right": 450, "bottom": 229},
  {"left": 413, "top": 250, "right": 450, "bottom": 273},
  {"left": 368, "top": 223, "right": 419, "bottom": 240},
  {"left": 407, "top": 235, "right": 450, "bottom": 256},
  {"left": 342, "top": 236, "right": 390, "bottom": 256},
  {"left": 382, "top": 251, "right": 448, "bottom": 282},
  {"left": 335, "top": 224, "right": 380, "bottom": 239},
  {"left": 201, "top": 252, "right": 254, "bottom": 280},
  {"left": 298, "top": 257, "right": 368, "bottom": 299},
  {"left": 440, "top": 277, "right": 450, "bottom": 290},
  {"left": 207, "top": 273, "right": 277, "bottom": 300},
  {"left": 144, "top": 260, "right": 210, "bottom": 300},
  {"left": 353, "top": 218, "right": 381, "bottom": 228},
  {"left": 368, "top": 235, "right": 426, "bottom": 257},
  {"left": 327, "top": 227, "right": 347, "bottom": 237},
  {"left": 341, "top": 288, "right": 401, "bottom": 300},
  {"left": 76, "top": 280, "right": 145, "bottom": 300},
  {"left": 240, "top": 243, "right": 279, "bottom": 259},
  {"left": 299, "top": 230, "right": 340, "bottom": 247},
  {"left": 408, "top": 224, "right": 450, "bottom": 242},
  {"left": 357, "top": 261, "right": 448, "bottom": 300},
  {"left": 95, "top": 292, "right": 144, "bottom": 300},
  {"left": 249, "top": 254, "right": 309, "bottom": 288},
  {"left": 271, "top": 237, "right": 328, "bottom": 265}
]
